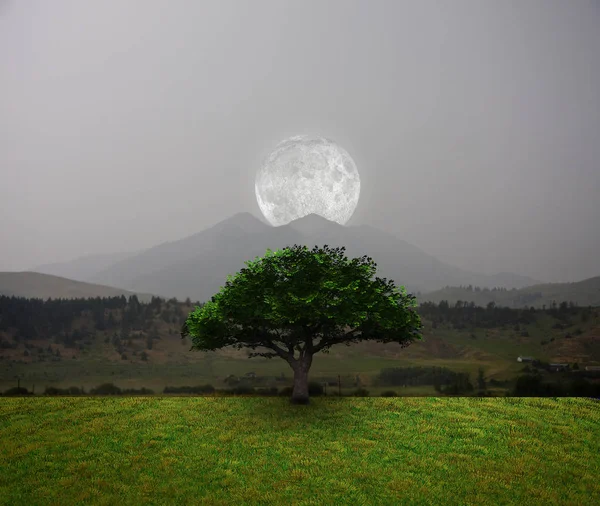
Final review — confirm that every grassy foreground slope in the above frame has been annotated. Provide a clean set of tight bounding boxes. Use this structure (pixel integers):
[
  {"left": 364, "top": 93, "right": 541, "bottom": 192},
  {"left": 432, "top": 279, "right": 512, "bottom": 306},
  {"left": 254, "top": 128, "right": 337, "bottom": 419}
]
[{"left": 0, "top": 397, "right": 598, "bottom": 505}]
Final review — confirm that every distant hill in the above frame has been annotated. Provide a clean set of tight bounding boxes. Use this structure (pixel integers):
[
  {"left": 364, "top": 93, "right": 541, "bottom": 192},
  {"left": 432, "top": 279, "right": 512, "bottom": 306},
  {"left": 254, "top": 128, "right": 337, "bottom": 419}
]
[
  {"left": 484, "top": 272, "right": 542, "bottom": 290},
  {"left": 86, "top": 212, "right": 541, "bottom": 302},
  {"left": 31, "top": 251, "right": 141, "bottom": 283},
  {"left": 420, "top": 276, "right": 600, "bottom": 308},
  {"left": 0, "top": 272, "right": 155, "bottom": 302}
]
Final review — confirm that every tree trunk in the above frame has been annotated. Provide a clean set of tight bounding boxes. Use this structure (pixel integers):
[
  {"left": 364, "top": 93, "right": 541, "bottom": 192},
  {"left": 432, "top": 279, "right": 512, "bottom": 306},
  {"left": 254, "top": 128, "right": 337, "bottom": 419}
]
[{"left": 290, "top": 355, "right": 312, "bottom": 405}]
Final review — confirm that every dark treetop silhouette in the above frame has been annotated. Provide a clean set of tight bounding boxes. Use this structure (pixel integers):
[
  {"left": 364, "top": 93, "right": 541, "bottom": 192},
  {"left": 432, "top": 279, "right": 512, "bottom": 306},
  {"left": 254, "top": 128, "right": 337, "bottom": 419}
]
[{"left": 181, "top": 244, "right": 423, "bottom": 404}]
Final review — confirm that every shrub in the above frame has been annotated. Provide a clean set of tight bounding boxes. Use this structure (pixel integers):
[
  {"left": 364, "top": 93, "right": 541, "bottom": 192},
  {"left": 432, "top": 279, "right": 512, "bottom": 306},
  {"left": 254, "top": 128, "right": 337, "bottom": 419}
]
[
  {"left": 90, "top": 383, "right": 122, "bottom": 395},
  {"left": 163, "top": 385, "right": 215, "bottom": 394},
  {"left": 121, "top": 387, "right": 155, "bottom": 395},
  {"left": 195, "top": 384, "right": 216, "bottom": 394},
  {"left": 438, "top": 373, "right": 475, "bottom": 395},
  {"left": 381, "top": 390, "right": 397, "bottom": 397},
  {"left": 255, "top": 387, "right": 279, "bottom": 396},
  {"left": 3, "top": 387, "right": 32, "bottom": 396},
  {"left": 275, "top": 382, "right": 325, "bottom": 397},
  {"left": 44, "top": 386, "right": 86, "bottom": 396},
  {"left": 308, "top": 381, "right": 325, "bottom": 396},
  {"left": 278, "top": 386, "right": 294, "bottom": 396},
  {"left": 231, "top": 385, "right": 255, "bottom": 395},
  {"left": 224, "top": 375, "right": 240, "bottom": 386}
]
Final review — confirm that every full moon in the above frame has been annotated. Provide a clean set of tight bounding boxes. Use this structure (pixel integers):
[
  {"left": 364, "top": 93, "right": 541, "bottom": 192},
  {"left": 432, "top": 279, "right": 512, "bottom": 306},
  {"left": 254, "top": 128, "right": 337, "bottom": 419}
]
[{"left": 255, "top": 135, "right": 361, "bottom": 226}]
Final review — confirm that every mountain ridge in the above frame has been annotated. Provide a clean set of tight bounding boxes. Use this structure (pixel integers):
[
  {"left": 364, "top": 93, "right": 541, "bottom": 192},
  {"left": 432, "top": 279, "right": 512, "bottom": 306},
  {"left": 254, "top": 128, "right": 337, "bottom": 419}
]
[
  {"left": 0, "top": 272, "right": 155, "bottom": 302},
  {"left": 420, "top": 276, "right": 600, "bottom": 308},
  {"left": 31, "top": 250, "right": 141, "bottom": 283},
  {"left": 81, "top": 212, "right": 541, "bottom": 301}
]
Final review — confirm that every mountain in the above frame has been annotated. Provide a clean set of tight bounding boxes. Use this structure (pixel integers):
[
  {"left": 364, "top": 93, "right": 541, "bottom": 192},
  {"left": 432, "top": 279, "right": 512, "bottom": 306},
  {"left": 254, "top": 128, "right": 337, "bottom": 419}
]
[
  {"left": 420, "top": 276, "right": 600, "bottom": 309},
  {"left": 87, "top": 212, "right": 541, "bottom": 302},
  {"left": 288, "top": 213, "right": 336, "bottom": 235},
  {"left": 0, "top": 272, "right": 155, "bottom": 302},
  {"left": 87, "top": 212, "right": 274, "bottom": 292},
  {"left": 31, "top": 251, "right": 141, "bottom": 283}
]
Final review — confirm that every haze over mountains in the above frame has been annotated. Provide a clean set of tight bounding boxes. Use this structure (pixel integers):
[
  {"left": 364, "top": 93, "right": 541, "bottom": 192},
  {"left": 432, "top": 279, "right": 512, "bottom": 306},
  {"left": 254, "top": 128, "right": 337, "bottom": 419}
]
[
  {"left": 0, "top": 271, "right": 153, "bottom": 302},
  {"left": 30, "top": 213, "right": 540, "bottom": 303},
  {"left": 32, "top": 251, "right": 140, "bottom": 284}
]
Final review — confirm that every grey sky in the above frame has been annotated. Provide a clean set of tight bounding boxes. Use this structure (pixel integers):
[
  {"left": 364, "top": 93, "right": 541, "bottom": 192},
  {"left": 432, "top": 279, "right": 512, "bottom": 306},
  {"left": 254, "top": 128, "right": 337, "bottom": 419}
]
[{"left": 1, "top": 0, "right": 599, "bottom": 283}]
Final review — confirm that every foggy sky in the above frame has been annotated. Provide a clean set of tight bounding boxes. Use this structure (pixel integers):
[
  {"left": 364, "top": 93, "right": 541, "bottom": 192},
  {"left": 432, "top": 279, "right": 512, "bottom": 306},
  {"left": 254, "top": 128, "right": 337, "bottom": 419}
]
[{"left": 1, "top": 0, "right": 599, "bottom": 283}]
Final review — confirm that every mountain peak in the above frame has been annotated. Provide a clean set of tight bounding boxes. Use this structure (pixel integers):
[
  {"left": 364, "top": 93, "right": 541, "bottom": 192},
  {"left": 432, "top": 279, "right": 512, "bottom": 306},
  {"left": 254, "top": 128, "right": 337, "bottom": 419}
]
[
  {"left": 210, "top": 212, "right": 271, "bottom": 234},
  {"left": 287, "top": 213, "right": 342, "bottom": 235},
  {"left": 230, "top": 211, "right": 268, "bottom": 224}
]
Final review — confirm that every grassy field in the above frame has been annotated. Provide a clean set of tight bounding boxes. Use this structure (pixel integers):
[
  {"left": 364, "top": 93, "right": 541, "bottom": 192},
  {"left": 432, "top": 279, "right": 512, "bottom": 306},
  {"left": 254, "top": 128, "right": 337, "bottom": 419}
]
[
  {"left": 1, "top": 397, "right": 598, "bottom": 505},
  {"left": 3, "top": 298, "right": 599, "bottom": 398},
  {"left": 1, "top": 351, "right": 518, "bottom": 397}
]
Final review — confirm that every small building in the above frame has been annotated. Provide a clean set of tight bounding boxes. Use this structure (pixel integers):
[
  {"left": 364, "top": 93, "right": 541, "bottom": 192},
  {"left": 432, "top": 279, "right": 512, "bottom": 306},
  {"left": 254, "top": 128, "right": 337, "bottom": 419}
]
[
  {"left": 549, "top": 363, "right": 569, "bottom": 372},
  {"left": 245, "top": 372, "right": 256, "bottom": 379},
  {"left": 517, "top": 356, "right": 535, "bottom": 363},
  {"left": 585, "top": 366, "right": 600, "bottom": 372}
]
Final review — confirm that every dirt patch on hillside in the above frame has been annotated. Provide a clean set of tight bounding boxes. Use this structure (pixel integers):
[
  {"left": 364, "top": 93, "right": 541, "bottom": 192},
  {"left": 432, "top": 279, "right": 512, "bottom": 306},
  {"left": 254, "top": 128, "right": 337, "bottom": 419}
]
[{"left": 547, "top": 328, "right": 600, "bottom": 364}]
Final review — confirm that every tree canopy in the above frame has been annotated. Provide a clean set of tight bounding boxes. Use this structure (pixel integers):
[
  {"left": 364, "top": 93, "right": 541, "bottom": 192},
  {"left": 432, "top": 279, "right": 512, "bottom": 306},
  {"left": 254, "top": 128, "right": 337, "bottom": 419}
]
[{"left": 182, "top": 244, "right": 423, "bottom": 403}]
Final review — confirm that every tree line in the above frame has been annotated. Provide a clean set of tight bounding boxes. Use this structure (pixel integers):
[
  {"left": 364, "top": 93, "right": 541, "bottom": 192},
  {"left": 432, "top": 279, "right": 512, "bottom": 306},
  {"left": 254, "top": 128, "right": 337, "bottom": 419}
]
[
  {"left": 0, "top": 294, "right": 196, "bottom": 347},
  {"left": 418, "top": 299, "right": 596, "bottom": 330},
  {"left": 0, "top": 294, "right": 596, "bottom": 349}
]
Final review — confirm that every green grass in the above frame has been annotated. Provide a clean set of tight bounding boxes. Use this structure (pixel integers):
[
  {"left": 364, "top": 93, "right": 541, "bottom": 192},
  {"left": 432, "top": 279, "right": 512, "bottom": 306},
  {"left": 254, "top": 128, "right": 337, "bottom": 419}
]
[{"left": 1, "top": 397, "right": 598, "bottom": 505}]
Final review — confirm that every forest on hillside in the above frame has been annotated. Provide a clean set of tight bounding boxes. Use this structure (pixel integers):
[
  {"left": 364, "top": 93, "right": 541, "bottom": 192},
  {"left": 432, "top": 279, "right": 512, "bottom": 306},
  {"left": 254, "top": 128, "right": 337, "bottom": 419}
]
[{"left": 0, "top": 294, "right": 597, "bottom": 354}]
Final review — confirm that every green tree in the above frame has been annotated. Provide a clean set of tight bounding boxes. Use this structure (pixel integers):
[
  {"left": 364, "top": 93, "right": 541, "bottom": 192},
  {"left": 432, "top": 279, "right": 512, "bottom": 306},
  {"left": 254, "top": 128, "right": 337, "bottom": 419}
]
[{"left": 181, "top": 245, "right": 423, "bottom": 404}]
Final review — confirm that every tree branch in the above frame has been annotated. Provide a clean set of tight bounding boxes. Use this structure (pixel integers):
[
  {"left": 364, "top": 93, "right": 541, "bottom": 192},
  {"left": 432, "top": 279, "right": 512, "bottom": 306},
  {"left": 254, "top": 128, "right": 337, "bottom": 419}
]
[
  {"left": 265, "top": 338, "right": 295, "bottom": 363},
  {"left": 312, "top": 327, "right": 363, "bottom": 353}
]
